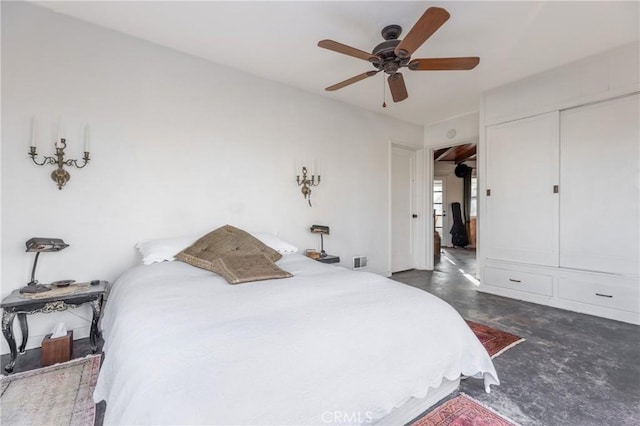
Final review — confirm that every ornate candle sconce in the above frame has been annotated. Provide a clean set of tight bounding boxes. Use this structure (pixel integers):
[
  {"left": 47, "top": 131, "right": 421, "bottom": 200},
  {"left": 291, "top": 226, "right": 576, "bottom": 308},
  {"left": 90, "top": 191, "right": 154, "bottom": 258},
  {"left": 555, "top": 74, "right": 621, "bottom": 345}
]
[
  {"left": 28, "top": 119, "right": 90, "bottom": 190},
  {"left": 296, "top": 166, "right": 321, "bottom": 207}
]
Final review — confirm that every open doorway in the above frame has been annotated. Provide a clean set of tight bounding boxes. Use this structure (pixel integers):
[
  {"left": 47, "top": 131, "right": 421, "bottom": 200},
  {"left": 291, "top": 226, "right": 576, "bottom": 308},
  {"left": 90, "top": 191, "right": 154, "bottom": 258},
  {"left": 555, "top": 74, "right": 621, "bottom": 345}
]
[
  {"left": 433, "top": 177, "right": 446, "bottom": 246},
  {"left": 431, "top": 142, "right": 477, "bottom": 258}
]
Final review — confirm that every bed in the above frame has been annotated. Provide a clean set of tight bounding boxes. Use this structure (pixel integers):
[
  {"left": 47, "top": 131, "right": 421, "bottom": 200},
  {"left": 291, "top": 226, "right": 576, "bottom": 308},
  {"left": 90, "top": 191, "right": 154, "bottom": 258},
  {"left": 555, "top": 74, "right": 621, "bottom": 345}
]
[{"left": 94, "top": 247, "right": 498, "bottom": 425}]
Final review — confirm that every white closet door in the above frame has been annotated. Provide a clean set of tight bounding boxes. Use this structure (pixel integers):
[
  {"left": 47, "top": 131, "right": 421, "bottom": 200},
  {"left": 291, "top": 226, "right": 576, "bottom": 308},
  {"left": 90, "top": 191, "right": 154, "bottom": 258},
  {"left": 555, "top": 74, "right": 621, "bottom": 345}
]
[
  {"left": 560, "top": 94, "right": 640, "bottom": 276},
  {"left": 486, "top": 111, "right": 560, "bottom": 266}
]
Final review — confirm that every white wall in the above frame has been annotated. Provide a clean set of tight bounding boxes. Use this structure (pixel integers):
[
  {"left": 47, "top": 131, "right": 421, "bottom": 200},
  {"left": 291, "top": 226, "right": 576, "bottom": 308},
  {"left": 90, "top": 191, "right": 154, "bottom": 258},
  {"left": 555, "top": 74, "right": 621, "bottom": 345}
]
[
  {"left": 424, "top": 113, "right": 479, "bottom": 148},
  {"left": 482, "top": 42, "right": 639, "bottom": 126},
  {"left": 0, "top": 2, "right": 423, "bottom": 353}
]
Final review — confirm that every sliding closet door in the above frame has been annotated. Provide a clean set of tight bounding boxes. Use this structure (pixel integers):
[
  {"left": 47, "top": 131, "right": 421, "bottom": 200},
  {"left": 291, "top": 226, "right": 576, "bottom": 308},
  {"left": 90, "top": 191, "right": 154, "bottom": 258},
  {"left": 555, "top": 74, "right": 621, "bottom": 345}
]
[
  {"left": 485, "top": 111, "right": 560, "bottom": 266},
  {"left": 560, "top": 94, "right": 640, "bottom": 276}
]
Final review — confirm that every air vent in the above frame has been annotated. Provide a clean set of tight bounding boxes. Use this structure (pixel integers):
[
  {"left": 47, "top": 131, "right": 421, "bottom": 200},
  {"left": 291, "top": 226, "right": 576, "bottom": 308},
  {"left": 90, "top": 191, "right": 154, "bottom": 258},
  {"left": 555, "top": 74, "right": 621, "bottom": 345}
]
[{"left": 353, "top": 256, "right": 368, "bottom": 270}]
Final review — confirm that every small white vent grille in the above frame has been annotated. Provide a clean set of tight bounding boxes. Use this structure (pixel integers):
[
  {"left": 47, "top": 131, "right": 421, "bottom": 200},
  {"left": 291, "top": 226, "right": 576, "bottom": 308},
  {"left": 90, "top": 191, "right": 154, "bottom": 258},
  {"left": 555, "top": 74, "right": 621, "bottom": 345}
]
[{"left": 353, "top": 256, "right": 368, "bottom": 270}]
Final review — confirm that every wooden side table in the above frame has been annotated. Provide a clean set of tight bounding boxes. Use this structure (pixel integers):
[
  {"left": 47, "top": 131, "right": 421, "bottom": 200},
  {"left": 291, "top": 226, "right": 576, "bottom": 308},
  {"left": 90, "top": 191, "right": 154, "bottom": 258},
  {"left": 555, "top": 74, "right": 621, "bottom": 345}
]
[
  {"left": 316, "top": 255, "right": 340, "bottom": 264},
  {"left": 1, "top": 281, "right": 107, "bottom": 373}
]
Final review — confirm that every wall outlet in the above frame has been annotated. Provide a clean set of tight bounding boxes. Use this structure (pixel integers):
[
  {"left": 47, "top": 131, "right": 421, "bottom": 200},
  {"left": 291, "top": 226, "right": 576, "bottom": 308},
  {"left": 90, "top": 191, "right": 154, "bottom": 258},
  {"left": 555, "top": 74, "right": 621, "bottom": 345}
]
[{"left": 353, "top": 256, "right": 368, "bottom": 270}]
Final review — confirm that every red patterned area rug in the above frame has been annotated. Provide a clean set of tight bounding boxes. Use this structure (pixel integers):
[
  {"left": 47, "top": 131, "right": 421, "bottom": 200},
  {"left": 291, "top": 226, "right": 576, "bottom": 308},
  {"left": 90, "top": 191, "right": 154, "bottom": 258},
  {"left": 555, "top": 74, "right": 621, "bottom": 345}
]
[
  {"left": 411, "top": 394, "right": 519, "bottom": 426},
  {"left": 466, "top": 320, "right": 525, "bottom": 358}
]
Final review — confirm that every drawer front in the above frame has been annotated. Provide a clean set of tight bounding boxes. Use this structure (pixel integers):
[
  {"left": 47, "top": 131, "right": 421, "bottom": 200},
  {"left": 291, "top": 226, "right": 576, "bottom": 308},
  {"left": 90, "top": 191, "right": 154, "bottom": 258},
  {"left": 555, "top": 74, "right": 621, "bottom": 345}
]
[
  {"left": 558, "top": 277, "right": 640, "bottom": 313},
  {"left": 484, "top": 267, "right": 553, "bottom": 296}
]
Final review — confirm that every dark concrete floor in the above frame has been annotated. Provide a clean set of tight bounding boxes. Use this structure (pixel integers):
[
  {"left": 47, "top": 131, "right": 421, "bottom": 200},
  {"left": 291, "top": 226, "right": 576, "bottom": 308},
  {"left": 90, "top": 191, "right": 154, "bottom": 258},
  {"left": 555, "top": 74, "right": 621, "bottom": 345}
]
[{"left": 393, "top": 248, "right": 640, "bottom": 426}]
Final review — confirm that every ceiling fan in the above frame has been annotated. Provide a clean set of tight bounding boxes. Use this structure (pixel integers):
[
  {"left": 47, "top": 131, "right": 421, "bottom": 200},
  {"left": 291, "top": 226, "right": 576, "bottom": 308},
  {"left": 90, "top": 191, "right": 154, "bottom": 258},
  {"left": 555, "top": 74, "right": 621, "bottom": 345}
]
[{"left": 318, "top": 7, "right": 479, "bottom": 104}]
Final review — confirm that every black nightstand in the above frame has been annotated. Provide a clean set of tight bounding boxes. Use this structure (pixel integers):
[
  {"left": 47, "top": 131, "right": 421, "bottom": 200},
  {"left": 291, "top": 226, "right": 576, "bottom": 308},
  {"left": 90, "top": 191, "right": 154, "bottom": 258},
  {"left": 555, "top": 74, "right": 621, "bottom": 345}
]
[
  {"left": 1, "top": 281, "right": 107, "bottom": 373},
  {"left": 316, "top": 255, "right": 340, "bottom": 264}
]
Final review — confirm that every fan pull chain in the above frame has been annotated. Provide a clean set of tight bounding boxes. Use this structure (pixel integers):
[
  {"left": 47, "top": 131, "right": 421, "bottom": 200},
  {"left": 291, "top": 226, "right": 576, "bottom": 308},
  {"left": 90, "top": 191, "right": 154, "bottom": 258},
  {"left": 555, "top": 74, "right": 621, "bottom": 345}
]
[{"left": 382, "top": 75, "right": 387, "bottom": 108}]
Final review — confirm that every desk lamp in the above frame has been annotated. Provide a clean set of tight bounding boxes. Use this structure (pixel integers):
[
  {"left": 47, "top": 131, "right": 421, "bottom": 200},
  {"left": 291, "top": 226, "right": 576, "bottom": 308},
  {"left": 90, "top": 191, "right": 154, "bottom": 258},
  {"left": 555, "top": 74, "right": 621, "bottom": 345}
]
[
  {"left": 310, "top": 225, "right": 330, "bottom": 258},
  {"left": 20, "top": 237, "right": 69, "bottom": 294}
]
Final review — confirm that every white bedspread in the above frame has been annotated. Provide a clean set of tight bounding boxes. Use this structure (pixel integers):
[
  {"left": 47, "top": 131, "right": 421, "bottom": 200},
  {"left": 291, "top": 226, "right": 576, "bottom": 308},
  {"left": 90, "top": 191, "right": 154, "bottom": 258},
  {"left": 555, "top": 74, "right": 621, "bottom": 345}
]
[{"left": 94, "top": 254, "right": 498, "bottom": 425}]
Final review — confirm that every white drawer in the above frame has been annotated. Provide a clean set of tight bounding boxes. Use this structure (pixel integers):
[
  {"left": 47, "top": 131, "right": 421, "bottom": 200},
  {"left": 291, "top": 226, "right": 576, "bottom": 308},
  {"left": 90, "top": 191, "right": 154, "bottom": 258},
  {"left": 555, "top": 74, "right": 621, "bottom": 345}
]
[
  {"left": 558, "top": 276, "right": 640, "bottom": 313},
  {"left": 484, "top": 267, "right": 553, "bottom": 296}
]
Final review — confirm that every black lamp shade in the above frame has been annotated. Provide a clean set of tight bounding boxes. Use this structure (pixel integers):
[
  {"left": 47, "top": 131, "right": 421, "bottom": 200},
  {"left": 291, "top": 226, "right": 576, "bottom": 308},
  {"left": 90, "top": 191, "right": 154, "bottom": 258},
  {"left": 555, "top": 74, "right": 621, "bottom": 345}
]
[
  {"left": 25, "top": 238, "right": 69, "bottom": 252},
  {"left": 310, "top": 225, "right": 330, "bottom": 235}
]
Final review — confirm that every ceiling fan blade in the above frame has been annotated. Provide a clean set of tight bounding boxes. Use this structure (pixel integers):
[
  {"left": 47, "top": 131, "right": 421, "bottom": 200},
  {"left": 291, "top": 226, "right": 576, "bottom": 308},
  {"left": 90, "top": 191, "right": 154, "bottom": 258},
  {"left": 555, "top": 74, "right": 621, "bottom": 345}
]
[
  {"left": 408, "top": 57, "right": 480, "bottom": 71},
  {"left": 318, "top": 39, "right": 379, "bottom": 63},
  {"left": 325, "top": 70, "right": 379, "bottom": 91},
  {"left": 388, "top": 73, "right": 408, "bottom": 102},
  {"left": 395, "top": 7, "right": 450, "bottom": 59}
]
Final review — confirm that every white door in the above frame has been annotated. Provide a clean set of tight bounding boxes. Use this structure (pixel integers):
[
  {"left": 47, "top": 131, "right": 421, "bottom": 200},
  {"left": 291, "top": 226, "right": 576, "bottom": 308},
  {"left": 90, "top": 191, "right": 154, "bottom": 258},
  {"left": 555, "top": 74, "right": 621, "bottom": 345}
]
[
  {"left": 391, "top": 145, "right": 417, "bottom": 272},
  {"left": 560, "top": 93, "right": 639, "bottom": 276},
  {"left": 485, "top": 111, "right": 560, "bottom": 266}
]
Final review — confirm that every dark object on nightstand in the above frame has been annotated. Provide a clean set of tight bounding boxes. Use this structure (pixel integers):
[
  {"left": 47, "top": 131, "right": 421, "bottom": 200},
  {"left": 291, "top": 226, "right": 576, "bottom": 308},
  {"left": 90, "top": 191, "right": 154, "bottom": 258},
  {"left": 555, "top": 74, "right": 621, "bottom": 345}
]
[
  {"left": 41, "top": 330, "right": 73, "bottom": 367},
  {"left": 1, "top": 281, "right": 107, "bottom": 373},
  {"left": 51, "top": 279, "right": 74, "bottom": 288},
  {"left": 21, "top": 237, "right": 69, "bottom": 294},
  {"left": 310, "top": 225, "right": 330, "bottom": 258},
  {"left": 316, "top": 255, "right": 340, "bottom": 264}
]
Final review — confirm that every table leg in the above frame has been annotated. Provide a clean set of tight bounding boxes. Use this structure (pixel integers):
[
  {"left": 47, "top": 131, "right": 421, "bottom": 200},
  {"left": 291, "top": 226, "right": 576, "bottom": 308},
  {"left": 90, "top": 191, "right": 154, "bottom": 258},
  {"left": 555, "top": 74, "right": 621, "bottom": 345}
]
[
  {"left": 17, "top": 313, "right": 28, "bottom": 353},
  {"left": 89, "top": 295, "right": 103, "bottom": 353},
  {"left": 2, "top": 311, "right": 18, "bottom": 373}
]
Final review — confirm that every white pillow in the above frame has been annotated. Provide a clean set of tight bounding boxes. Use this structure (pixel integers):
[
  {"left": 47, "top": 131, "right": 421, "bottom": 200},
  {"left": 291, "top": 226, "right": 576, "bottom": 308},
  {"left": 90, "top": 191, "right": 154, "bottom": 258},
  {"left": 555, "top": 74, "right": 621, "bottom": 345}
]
[
  {"left": 250, "top": 232, "right": 298, "bottom": 253},
  {"left": 135, "top": 233, "right": 201, "bottom": 265}
]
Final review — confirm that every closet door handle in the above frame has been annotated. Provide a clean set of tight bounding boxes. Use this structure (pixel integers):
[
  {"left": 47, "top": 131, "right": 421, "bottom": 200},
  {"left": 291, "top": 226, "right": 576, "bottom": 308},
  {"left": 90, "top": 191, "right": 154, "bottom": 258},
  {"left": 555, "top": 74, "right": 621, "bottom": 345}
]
[{"left": 509, "top": 278, "right": 521, "bottom": 283}]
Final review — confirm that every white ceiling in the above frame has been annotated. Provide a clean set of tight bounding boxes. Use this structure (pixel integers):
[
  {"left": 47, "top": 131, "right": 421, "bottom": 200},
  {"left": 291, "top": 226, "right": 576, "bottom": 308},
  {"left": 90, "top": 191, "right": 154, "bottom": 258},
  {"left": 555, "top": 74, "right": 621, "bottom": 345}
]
[{"left": 33, "top": 1, "right": 639, "bottom": 126}]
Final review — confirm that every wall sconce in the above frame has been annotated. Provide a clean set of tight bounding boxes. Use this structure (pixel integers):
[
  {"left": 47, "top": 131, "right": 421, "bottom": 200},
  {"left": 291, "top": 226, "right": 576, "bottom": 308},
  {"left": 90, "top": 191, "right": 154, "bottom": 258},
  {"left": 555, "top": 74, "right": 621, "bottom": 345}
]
[
  {"left": 310, "top": 225, "right": 330, "bottom": 258},
  {"left": 28, "top": 118, "right": 90, "bottom": 190},
  {"left": 21, "top": 237, "right": 69, "bottom": 294},
  {"left": 296, "top": 166, "right": 321, "bottom": 206}
]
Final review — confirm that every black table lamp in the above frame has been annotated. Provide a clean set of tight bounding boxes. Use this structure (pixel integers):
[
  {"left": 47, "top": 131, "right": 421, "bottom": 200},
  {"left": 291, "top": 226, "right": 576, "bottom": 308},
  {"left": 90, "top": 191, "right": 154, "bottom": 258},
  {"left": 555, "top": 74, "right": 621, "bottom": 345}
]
[
  {"left": 310, "top": 225, "right": 330, "bottom": 258},
  {"left": 20, "top": 237, "right": 69, "bottom": 294}
]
